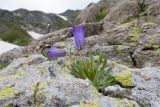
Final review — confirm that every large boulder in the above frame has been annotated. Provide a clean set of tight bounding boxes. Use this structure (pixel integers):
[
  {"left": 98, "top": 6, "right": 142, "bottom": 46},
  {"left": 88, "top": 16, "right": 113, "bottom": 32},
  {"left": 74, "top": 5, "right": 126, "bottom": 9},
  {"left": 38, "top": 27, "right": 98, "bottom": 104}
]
[
  {"left": 76, "top": 3, "right": 100, "bottom": 24},
  {"left": 76, "top": 0, "right": 119, "bottom": 24},
  {"left": 0, "top": 55, "right": 139, "bottom": 107},
  {"left": 104, "top": 62, "right": 160, "bottom": 107},
  {"left": 147, "top": 0, "right": 160, "bottom": 24},
  {"left": 103, "top": 0, "right": 160, "bottom": 24},
  {"left": 0, "top": 48, "right": 24, "bottom": 65},
  {"left": 103, "top": 0, "right": 139, "bottom": 24},
  {"left": 102, "top": 20, "right": 160, "bottom": 68}
]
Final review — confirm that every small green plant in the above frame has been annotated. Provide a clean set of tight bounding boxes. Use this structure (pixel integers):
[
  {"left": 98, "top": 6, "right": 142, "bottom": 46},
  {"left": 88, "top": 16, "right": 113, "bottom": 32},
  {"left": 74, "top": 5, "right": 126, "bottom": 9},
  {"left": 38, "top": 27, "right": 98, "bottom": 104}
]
[
  {"left": 70, "top": 52, "right": 117, "bottom": 89},
  {"left": 95, "top": 8, "right": 108, "bottom": 22},
  {"left": 137, "top": 0, "right": 148, "bottom": 15},
  {"left": 0, "top": 64, "right": 7, "bottom": 70}
]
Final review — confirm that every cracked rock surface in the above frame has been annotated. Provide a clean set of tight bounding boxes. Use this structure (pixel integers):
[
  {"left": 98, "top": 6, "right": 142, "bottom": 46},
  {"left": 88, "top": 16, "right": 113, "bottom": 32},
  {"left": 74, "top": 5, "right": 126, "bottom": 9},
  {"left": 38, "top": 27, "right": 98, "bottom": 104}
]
[{"left": 0, "top": 55, "right": 140, "bottom": 107}]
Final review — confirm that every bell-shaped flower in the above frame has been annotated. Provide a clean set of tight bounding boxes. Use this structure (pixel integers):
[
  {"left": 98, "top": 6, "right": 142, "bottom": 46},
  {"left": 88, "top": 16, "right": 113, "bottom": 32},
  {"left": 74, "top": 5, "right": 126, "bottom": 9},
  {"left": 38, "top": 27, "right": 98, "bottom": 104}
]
[
  {"left": 48, "top": 46, "right": 65, "bottom": 58},
  {"left": 72, "top": 25, "right": 85, "bottom": 49}
]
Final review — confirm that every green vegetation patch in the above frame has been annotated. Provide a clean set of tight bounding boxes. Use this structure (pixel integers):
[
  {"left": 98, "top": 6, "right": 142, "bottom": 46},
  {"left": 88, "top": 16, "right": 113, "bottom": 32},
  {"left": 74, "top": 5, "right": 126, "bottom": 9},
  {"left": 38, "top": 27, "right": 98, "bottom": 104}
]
[
  {"left": 0, "top": 19, "right": 32, "bottom": 46},
  {"left": 69, "top": 12, "right": 80, "bottom": 20},
  {"left": 70, "top": 52, "right": 117, "bottom": 89},
  {"left": 0, "top": 64, "right": 7, "bottom": 70},
  {"left": 143, "top": 33, "right": 160, "bottom": 49},
  {"left": 126, "top": 26, "right": 142, "bottom": 47},
  {"left": 52, "top": 17, "right": 69, "bottom": 29},
  {"left": 95, "top": 8, "right": 108, "bottom": 22}
]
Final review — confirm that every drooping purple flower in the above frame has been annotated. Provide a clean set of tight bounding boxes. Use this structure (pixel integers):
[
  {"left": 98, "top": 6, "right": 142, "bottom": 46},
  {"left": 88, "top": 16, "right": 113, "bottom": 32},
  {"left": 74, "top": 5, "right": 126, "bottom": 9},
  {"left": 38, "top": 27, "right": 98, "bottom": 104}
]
[
  {"left": 72, "top": 25, "right": 85, "bottom": 49},
  {"left": 48, "top": 46, "right": 65, "bottom": 58}
]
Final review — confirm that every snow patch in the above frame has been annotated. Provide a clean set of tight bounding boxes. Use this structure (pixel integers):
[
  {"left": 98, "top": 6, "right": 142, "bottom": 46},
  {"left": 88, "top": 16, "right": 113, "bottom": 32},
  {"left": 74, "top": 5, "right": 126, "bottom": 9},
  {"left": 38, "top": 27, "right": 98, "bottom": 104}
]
[
  {"left": 0, "top": 41, "right": 19, "bottom": 55},
  {"left": 27, "top": 31, "right": 45, "bottom": 39},
  {"left": 57, "top": 15, "right": 67, "bottom": 21}
]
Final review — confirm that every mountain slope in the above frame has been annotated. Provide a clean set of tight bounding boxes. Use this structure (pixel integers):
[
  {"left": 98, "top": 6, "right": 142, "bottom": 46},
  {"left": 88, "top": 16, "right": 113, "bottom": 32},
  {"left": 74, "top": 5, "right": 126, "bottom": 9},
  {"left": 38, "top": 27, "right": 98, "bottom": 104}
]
[
  {"left": 60, "top": 9, "right": 81, "bottom": 22},
  {"left": 0, "top": 8, "right": 70, "bottom": 45},
  {"left": 0, "top": 19, "right": 32, "bottom": 46},
  {"left": 0, "top": 8, "right": 70, "bottom": 34}
]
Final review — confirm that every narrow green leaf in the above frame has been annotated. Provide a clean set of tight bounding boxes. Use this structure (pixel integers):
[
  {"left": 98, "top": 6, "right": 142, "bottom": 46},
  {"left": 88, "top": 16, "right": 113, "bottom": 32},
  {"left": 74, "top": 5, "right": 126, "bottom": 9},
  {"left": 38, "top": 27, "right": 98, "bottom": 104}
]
[{"left": 98, "top": 52, "right": 103, "bottom": 65}]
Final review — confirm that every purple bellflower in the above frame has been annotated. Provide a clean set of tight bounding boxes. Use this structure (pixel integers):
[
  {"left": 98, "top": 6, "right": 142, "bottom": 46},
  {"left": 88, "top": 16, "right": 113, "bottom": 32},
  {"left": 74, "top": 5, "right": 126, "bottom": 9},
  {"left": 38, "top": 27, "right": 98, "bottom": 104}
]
[
  {"left": 48, "top": 46, "right": 65, "bottom": 58},
  {"left": 72, "top": 25, "right": 85, "bottom": 49}
]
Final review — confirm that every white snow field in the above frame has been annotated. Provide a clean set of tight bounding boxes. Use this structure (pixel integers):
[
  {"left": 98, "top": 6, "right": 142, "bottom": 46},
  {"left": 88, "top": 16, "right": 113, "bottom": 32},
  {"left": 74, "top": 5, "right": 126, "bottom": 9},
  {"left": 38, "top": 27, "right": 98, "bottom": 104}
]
[
  {"left": 57, "top": 15, "right": 67, "bottom": 21},
  {"left": 0, "top": 40, "right": 19, "bottom": 55},
  {"left": 27, "top": 31, "right": 45, "bottom": 39},
  {"left": 0, "top": 31, "right": 44, "bottom": 55}
]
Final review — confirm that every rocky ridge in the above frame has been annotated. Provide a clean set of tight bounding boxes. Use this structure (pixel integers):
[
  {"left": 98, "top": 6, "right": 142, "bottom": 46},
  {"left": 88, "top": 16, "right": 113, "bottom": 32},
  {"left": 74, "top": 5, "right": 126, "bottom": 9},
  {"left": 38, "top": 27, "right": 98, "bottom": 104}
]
[
  {"left": 0, "top": 8, "right": 69, "bottom": 34},
  {"left": 60, "top": 9, "right": 81, "bottom": 22}
]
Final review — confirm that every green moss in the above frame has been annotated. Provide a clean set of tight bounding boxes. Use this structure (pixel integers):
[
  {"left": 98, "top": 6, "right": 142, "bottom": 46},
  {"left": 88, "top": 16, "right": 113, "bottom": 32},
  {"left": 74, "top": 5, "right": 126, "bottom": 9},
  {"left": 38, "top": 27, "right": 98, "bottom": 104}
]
[
  {"left": 61, "top": 65, "right": 69, "bottom": 72},
  {"left": 32, "top": 82, "right": 47, "bottom": 90},
  {"left": 38, "top": 67, "right": 46, "bottom": 75},
  {"left": 115, "top": 71, "right": 134, "bottom": 87},
  {"left": 3, "top": 100, "right": 13, "bottom": 107},
  {"left": 143, "top": 34, "right": 160, "bottom": 50},
  {"left": 91, "top": 87, "right": 101, "bottom": 97},
  {"left": 127, "top": 62, "right": 134, "bottom": 68},
  {"left": 64, "top": 75, "right": 71, "bottom": 81},
  {"left": 0, "top": 71, "right": 24, "bottom": 80},
  {"left": 154, "top": 49, "right": 160, "bottom": 56},
  {"left": 113, "top": 62, "right": 128, "bottom": 69},
  {"left": 117, "top": 21, "right": 134, "bottom": 30},
  {"left": 130, "top": 27, "right": 142, "bottom": 43},
  {"left": 39, "top": 103, "right": 45, "bottom": 107},
  {"left": 0, "top": 87, "right": 14, "bottom": 100},
  {"left": 32, "top": 82, "right": 48, "bottom": 98},
  {"left": 32, "top": 82, "right": 48, "bottom": 105},
  {"left": 126, "top": 26, "right": 142, "bottom": 47},
  {"left": 95, "top": 8, "right": 108, "bottom": 22},
  {"left": 38, "top": 82, "right": 48, "bottom": 89},
  {"left": 0, "top": 64, "right": 7, "bottom": 70},
  {"left": 146, "top": 22, "right": 157, "bottom": 26},
  {"left": 116, "top": 99, "right": 137, "bottom": 107},
  {"left": 125, "top": 16, "right": 136, "bottom": 23},
  {"left": 80, "top": 102, "right": 100, "bottom": 107},
  {"left": 61, "top": 29, "right": 69, "bottom": 35}
]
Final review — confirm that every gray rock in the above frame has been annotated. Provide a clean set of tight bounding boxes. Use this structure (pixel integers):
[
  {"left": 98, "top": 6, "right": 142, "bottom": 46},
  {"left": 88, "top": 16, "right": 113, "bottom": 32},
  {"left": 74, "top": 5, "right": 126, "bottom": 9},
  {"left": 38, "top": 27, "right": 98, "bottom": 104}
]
[
  {"left": 76, "top": 0, "right": 119, "bottom": 24},
  {"left": 107, "top": 64, "right": 160, "bottom": 107},
  {"left": 0, "top": 54, "right": 139, "bottom": 107},
  {"left": 76, "top": 3, "right": 100, "bottom": 24},
  {"left": 102, "top": 20, "right": 160, "bottom": 67},
  {"left": 103, "top": 85, "right": 132, "bottom": 99},
  {"left": 131, "top": 67, "right": 160, "bottom": 107},
  {"left": 0, "top": 48, "right": 24, "bottom": 65},
  {"left": 103, "top": 0, "right": 139, "bottom": 24},
  {"left": 147, "top": 0, "right": 160, "bottom": 24}
]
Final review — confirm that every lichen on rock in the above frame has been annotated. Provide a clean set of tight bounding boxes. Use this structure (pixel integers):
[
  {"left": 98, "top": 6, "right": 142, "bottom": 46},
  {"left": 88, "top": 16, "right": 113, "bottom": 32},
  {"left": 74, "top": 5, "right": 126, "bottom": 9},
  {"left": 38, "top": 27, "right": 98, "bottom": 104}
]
[
  {"left": 79, "top": 102, "right": 100, "bottom": 107},
  {"left": 115, "top": 71, "right": 134, "bottom": 87},
  {"left": 0, "top": 87, "right": 14, "bottom": 100}
]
